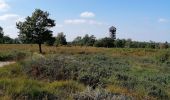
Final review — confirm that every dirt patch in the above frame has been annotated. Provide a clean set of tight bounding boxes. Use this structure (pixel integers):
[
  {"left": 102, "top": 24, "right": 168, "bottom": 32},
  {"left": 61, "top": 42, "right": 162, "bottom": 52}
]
[{"left": 0, "top": 61, "right": 15, "bottom": 67}]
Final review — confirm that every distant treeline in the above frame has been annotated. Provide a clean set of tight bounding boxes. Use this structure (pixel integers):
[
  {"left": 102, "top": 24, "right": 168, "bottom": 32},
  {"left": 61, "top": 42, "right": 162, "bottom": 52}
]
[
  {"left": 71, "top": 34, "right": 169, "bottom": 49},
  {"left": 0, "top": 31, "right": 169, "bottom": 49}
]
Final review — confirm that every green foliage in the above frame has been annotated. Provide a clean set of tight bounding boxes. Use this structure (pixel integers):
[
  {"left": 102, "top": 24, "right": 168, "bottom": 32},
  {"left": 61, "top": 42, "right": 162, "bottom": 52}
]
[
  {"left": 45, "top": 36, "right": 55, "bottom": 46},
  {"left": 147, "top": 85, "right": 168, "bottom": 99},
  {"left": 55, "top": 32, "right": 67, "bottom": 46},
  {"left": 0, "top": 63, "right": 85, "bottom": 100},
  {"left": 155, "top": 51, "right": 170, "bottom": 63},
  {"left": 21, "top": 55, "right": 80, "bottom": 81},
  {"left": 45, "top": 81, "right": 85, "bottom": 99},
  {"left": 72, "top": 34, "right": 96, "bottom": 46},
  {"left": 0, "top": 78, "right": 59, "bottom": 100},
  {"left": 1, "top": 47, "right": 170, "bottom": 99},
  {"left": 94, "top": 37, "right": 114, "bottom": 47},
  {"left": 0, "top": 50, "right": 28, "bottom": 61},
  {"left": 16, "top": 9, "right": 55, "bottom": 53},
  {"left": 0, "top": 63, "right": 23, "bottom": 78}
]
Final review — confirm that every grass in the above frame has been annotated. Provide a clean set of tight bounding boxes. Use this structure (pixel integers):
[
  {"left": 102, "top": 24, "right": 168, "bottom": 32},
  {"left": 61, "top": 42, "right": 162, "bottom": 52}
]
[{"left": 0, "top": 44, "right": 170, "bottom": 99}]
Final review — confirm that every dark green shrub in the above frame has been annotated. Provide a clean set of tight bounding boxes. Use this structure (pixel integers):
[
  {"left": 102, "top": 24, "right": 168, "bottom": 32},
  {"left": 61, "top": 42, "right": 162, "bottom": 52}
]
[
  {"left": 0, "top": 52, "right": 13, "bottom": 61},
  {"left": 147, "top": 85, "right": 168, "bottom": 99},
  {"left": 94, "top": 37, "right": 114, "bottom": 48},
  {"left": 0, "top": 50, "right": 28, "bottom": 61}
]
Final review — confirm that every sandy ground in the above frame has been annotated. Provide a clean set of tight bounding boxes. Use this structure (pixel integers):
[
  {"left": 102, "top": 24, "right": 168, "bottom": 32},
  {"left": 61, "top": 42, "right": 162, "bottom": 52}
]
[{"left": 0, "top": 61, "right": 15, "bottom": 67}]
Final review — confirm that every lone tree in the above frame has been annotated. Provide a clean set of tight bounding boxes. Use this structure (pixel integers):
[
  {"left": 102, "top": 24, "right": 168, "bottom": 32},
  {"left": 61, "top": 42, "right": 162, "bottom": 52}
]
[
  {"left": 16, "top": 9, "right": 55, "bottom": 53},
  {"left": 109, "top": 26, "right": 116, "bottom": 39},
  {"left": 0, "top": 26, "right": 4, "bottom": 43}
]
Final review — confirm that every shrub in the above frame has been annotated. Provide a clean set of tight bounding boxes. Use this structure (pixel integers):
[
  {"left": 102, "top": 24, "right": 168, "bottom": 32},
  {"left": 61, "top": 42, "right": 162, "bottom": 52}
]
[
  {"left": 0, "top": 63, "right": 23, "bottom": 78},
  {"left": 45, "top": 80, "right": 85, "bottom": 99},
  {"left": 0, "top": 78, "right": 58, "bottom": 100},
  {"left": 155, "top": 51, "right": 170, "bottom": 63},
  {"left": 0, "top": 50, "right": 28, "bottom": 61},
  {"left": 94, "top": 37, "right": 114, "bottom": 48},
  {"left": 21, "top": 55, "right": 81, "bottom": 81},
  {"left": 147, "top": 85, "right": 169, "bottom": 99},
  {"left": 73, "top": 87, "right": 133, "bottom": 100},
  {"left": 0, "top": 52, "right": 13, "bottom": 61}
]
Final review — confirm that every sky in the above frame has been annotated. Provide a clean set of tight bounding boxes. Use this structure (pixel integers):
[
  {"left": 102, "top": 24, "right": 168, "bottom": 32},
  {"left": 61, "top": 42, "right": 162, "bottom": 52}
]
[{"left": 0, "top": 0, "right": 170, "bottom": 42}]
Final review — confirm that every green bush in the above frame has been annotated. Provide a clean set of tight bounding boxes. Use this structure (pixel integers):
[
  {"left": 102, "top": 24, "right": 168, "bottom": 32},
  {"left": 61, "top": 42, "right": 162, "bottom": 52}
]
[
  {"left": 0, "top": 63, "right": 23, "bottom": 78},
  {"left": 0, "top": 52, "right": 13, "bottom": 61},
  {"left": 21, "top": 55, "right": 81, "bottom": 81},
  {"left": 19, "top": 53, "right": 170, "bottom": 99},
  {"left": 94, "top": 37, "right": 114, "bottom": 48},
  {"left": 155, "top": 51, "right": 170, "bottom": 63},
  {"left": 45, "top": 80, "right": 85, "bottom": 99},
  {"left": 147, "top": 85, "right": 168, "bottom": 99},
  {"left": 0, "top": 78, "right": 85, "bottom": 100},
  {"left": 0, "top": 50, "right": 28, "bottom": 61},
  {"left": 0, "top": 78, "right": 58, "bottom": 100}
]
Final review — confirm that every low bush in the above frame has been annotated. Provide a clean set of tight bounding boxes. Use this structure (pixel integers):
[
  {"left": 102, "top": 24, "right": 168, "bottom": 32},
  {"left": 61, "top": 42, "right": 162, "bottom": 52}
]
[
  {"left": 0, "top": 78, "right": 85, "bottom": 100},
  {"left": 45, "top": 80, "right": 85, "bottom": 99},
  {"left": 19, "top": 53, "right": 170, "bottom": 99},
  {"left": 73, "top": 87, "right": 133, "bottom": 100},
  {"left": 147, "top": 85, "right": 169, "bottom": 99},
  {"left": 0, "top": 63, "right": 23, "bottom": 78},
  {"left": 21, "top": 55, "right": 81, "bottom": 81},
  {"left": 0, "top": 50, "right": 28, "bottom": 61},
  {"left": 155, "top": 51, "right": 170, "bottom": 63},
  {"left": 0, "top": 78, "right": 54, "bottom": 100}
]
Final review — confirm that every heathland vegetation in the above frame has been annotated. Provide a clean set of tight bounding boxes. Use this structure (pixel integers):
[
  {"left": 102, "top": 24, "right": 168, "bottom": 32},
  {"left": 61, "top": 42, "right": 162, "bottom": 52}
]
[{"left": 0, "top": 9, "right": 170, "bottom": 100}]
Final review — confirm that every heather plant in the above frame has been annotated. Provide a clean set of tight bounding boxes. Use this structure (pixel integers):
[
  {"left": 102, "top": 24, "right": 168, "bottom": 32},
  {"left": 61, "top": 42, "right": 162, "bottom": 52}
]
[
  {"left": 73, "top": 87, "right": 133, "bottom": 100},
  {"left": 0, "top": 50, "right": 28, "bottom": 61}
]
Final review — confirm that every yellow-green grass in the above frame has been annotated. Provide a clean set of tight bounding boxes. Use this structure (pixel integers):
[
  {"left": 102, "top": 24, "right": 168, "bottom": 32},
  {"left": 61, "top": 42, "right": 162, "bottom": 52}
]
[
  {"left": 0, "top": 44, "right": 170, "bottom": 99},
  {"left": 0, "top": 44, "right": 169, "bottom": 57},
  {"left": 0, "top": 63, "right": 85, "bottom": 99}
]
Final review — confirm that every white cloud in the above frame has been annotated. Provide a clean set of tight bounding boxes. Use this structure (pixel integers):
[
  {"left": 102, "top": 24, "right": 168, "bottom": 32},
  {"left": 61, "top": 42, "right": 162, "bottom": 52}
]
[
  {"left": 0, "top": 14, "right": 19, "bottom": 21},
  {"left": 88, "top": 20, "right": 102, "bottom": 25},
  {"left": 80, "top": 12, "right": 95, "bottom": 18},
  {"left": 158, "top": 18, "right": 169, "bottom": 23},
  {"left": 64, "top": 19, "right": 103, "bottom": 25},
  {"left": 0, "top": 0, "right": 10, "bottom": 12},
  {"left": 55, "top": 24, "right": 63, "bottom": 28},
  {"left": 65, "top": 19, "right": 86, "bottom": 24}
]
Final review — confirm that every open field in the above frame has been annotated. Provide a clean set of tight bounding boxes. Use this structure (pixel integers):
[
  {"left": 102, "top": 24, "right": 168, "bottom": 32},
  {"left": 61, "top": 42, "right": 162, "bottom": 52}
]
[{"left": 0, "top": 44, "right": 170, "bottom": 100}]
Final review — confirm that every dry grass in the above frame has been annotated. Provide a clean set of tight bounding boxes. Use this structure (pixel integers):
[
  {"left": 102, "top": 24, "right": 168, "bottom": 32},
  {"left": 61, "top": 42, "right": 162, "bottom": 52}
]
[
  {"left": 106, "top": 85, "right": 156, "bottom": 100},
  {"left": 0, "top": 44, "right": 167, "bottom": 57}
]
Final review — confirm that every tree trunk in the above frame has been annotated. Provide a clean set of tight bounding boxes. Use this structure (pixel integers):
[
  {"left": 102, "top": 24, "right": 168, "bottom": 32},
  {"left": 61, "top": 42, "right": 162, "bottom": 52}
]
[{"left": 38, "top": 43, "right": 42, "bottom": 53}]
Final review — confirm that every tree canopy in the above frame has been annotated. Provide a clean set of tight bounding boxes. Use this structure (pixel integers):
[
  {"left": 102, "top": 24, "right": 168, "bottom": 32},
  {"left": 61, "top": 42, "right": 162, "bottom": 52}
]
[
  {"left": 16, "top": 9, "right": 55, "bottom": 53},
  {"left": 55, "top": 32, "right": 67, "bottom": 46}
]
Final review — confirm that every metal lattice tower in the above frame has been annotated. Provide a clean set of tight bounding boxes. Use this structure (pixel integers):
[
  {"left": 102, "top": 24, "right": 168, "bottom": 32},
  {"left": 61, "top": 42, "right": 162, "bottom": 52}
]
[{"left": 109, "top": 26, "right": 116, "bottom": 39}]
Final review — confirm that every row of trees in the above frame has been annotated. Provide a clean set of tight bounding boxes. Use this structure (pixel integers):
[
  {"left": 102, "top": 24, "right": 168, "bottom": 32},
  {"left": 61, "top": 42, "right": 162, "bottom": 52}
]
[
  {"left": 0, "top": 27, "right": 20, "bottom": 44},
  {"left": 0, "top": 9, "right": 169, "bottom": 53},
  {"left": 72, "top": 35, "right": 169, "bottom": 49}
]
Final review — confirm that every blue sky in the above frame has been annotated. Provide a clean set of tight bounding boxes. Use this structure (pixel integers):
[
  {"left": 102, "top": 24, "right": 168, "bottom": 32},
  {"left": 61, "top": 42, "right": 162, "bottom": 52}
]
[{"left": 0, "top": 0, "right": 170, "bottom": 42}]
